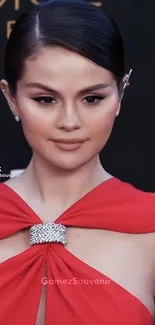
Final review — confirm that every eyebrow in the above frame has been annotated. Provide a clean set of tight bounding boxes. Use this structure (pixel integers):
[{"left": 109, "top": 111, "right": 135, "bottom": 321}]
[{"left": 24, "top": 82, "right": 111, "bottom": 95}]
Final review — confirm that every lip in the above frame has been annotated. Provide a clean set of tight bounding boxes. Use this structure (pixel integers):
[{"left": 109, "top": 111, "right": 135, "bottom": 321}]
[
  {"left": 54, "top": 139, "right": 86, "bottom": 144},
  {"left": 52, "top": 139, "right": 86, "bottom": 151}
]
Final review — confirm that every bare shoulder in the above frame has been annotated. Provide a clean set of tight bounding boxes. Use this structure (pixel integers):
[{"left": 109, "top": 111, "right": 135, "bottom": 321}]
[
  {"left": 4, "top": 174, "right": 24, "bottom": 188},
  {"left": 3, "top": 171, "right": 29, "bottom": 199}
]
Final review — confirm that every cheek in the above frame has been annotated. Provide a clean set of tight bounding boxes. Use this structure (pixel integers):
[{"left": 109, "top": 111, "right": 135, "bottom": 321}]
[
  {"left": 17, "top": 99, "right": 48, "bottom": 137},
  {"left": 21, "top": 116, "right": 45, "bottom": 144},
  {"left": 87, "top": 103, "right": 118, "bottom": 141}
]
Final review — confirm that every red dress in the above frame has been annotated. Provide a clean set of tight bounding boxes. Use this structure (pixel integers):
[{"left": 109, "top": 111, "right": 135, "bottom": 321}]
[{"left": 0, "top": 177, "right": 154, "bottom": 324}]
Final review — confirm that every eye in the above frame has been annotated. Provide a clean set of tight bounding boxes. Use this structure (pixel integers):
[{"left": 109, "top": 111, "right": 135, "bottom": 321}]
[
  {"left": 33, "top": 96, "right": 56, "bottom": 104},
  {"left": 83, "top": 95, "right": 104, "bottom": 105}
]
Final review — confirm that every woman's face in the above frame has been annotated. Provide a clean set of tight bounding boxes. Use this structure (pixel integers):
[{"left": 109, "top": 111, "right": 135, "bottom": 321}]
[{"left": 2, "top": 47, "right": 121, "bottom": 171}]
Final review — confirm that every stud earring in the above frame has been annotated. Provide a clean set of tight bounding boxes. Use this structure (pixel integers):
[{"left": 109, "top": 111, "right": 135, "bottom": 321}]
[{"left": 15, "top": 115, "right": 20, "bottom": 122}]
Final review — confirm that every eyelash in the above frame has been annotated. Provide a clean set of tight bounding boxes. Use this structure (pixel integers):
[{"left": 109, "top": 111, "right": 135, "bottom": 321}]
[
  {"left": 83, "top": 95, "right": 104, "bottom": 105},
  {"left": 33, "top": 97, "right": 56, "bottom": 104},
  {"left": 33, "top": 95, "right": 104, "bottom": 105}
]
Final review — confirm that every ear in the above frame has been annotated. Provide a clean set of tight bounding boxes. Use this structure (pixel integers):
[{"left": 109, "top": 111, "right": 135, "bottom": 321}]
[
  {"left": 0, "top": 79, "right": 20, "bottom": 119},
  {"left": 115, "top": 91, "right": 124, "bottom": 117}
]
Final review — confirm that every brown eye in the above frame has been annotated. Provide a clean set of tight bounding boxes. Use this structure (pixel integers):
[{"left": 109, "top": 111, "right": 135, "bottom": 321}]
[
  {"left": 33, "top": 96, "right": 56, "bottom": 104},
  {"left": 83, "top": 95, "right": 104, "bottom": 105}
]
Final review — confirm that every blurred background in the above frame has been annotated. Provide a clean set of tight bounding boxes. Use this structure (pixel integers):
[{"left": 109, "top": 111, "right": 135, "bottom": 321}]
[{"left": 0, "top": 0, "right": 155, "bottom": 192}]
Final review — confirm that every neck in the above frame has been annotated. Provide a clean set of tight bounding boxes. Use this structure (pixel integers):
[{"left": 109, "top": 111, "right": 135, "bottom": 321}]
[{"left": 23, "top": 154, "right": 112, "bottom": 207}]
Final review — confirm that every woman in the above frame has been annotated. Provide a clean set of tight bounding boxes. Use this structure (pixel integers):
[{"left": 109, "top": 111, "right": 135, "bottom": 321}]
[{"left": 0, "top": 0, "right": 155, "bottom": 324}]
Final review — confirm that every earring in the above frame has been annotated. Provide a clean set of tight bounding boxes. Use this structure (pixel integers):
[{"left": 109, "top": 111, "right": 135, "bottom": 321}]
[
  {"left": 123, "top": 69, "right": 133, "bottom": 90},
  {"left": 1, "top": 88, "right": 5, "bottom": 93},
  {"left": 15, "top": 115, "right": 20, "bottom": 122}
]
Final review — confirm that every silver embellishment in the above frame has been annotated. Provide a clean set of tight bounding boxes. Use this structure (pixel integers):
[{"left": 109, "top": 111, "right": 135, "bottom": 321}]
[
  {"left": 30, "top": 222, "right": 67, "bottom": 246},
  {"left": 15, "top": 115, "right": 20, "bottom": 122},
  {"left": 123, "top": 69, "right": 133, "bottom": 90}
]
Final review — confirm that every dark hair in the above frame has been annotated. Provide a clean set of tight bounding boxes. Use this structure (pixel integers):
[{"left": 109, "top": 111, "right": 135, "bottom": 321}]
[{"left": 4, "top": 0, "right": 125, "bottom": 95}]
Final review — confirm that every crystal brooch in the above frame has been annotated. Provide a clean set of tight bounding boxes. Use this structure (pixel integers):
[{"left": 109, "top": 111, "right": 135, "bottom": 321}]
[{"left": 30, "top": 222, "right": 67, "bottom": 246}]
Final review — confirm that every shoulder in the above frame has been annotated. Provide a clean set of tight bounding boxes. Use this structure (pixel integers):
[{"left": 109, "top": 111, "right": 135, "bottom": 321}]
[
  {"left": 104, "top": 178, "right": 155, "bottom": 233},
  {"left": 0, "top": 179, "right": 16, "bottom": 202},
  {"left": 112, "top": 177, "right": 155, "bottom": 203},
  {"left": 0, "top": 178, "right": 35, "bottom": 240},
  {"left": 0, "top": 176, "right": 24, "bottom": 199}
]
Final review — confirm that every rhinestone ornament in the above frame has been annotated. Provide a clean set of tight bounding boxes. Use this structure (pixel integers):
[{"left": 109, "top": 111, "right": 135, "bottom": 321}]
[{"left": 30, "top": 222, "right": 67, "bottom": 246}]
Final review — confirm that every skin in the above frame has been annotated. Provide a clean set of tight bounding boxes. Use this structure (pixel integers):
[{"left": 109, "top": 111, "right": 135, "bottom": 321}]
[
  {"left": 1, "top": 47, "right": 155, "bottom": 324},
  {"left": 0, "top": 46, "right": 121, "bottom": 211}
]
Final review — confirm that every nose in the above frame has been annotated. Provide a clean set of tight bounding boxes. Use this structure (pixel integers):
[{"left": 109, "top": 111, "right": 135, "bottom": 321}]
[{"left": 56, "top": 104, "right": 81, "bottom": 131}]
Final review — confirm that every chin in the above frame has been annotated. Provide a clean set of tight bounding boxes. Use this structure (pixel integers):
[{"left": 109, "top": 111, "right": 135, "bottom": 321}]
[
  {"left": 34, "top": 146, "right": 98, "bottom": 171},
  {"left": 46, "top": 155, "right": 92, "bottom": 172},
  {"left": 50, "top": 161, "right": 86, "bottom": 172}
]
